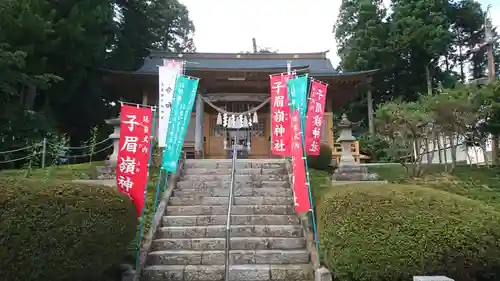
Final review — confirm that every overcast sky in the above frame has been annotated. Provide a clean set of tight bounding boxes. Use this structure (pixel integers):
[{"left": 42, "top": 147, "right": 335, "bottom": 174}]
[{"left": 179, "top": 0, "right": 499, "bottom": 68}]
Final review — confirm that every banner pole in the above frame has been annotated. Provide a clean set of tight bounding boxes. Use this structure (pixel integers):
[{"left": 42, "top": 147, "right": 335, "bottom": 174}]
[
  {"left": 135, "top": 106, "right": 158, "bottom": 269},
  {"left": 300, "top": 79, "right": 320, "bottom": 265}
]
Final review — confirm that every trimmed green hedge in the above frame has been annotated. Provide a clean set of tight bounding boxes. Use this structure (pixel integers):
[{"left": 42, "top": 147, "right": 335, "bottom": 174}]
[
  {"left": 307, "top": 144, "right": 333, "bottom": 171},
  {"left": 0, "top": 178, "right": 137, "bottom": 281},
  {"left": 317, "top": 183, "right": 500, "bottom": 281}
]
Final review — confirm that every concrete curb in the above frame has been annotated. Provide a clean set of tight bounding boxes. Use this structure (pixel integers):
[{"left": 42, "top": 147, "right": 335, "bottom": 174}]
[
  {"left": 131, "top": 157, "right": 185, "bottom": 281},
  {"left": 284, "top": 159, "right": 334, "bottom": 281},
  {"left": 414, "top": 277, "right": 454, "bottom": 281}
]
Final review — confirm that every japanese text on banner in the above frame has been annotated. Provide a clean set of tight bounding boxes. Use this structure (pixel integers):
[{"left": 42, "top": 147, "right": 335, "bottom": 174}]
[
  {"left": 158, "top": 60, "right": 183, "bottom": 148},
  {"left": 287, "top": 75, "right": 309, "bottom": 123},
  {"left": 162, "top": 75, "right": 199, "bottom": 172},
  {"left": 305, "top": 80, "right": 327, "bottom": 156},
  {"left": 270, "top": 74, "right": 293, "bottom": 156},
  {"left": 116, "top": 105, "right": 153, "bottom": 216},
  {"left": 290, "top": 110, "right": 310, "bottom": 213}
]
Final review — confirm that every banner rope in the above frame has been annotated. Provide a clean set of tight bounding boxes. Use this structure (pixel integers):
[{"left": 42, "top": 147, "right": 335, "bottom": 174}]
[
  {"left": 199, "top": 95, "right": 270, "bottom": 115},
  {"left": 119, "top": 100, "right": 157, "bottom": 108},
  {"left": 268, "top": 67, "right": 310, "bottom": 77}
]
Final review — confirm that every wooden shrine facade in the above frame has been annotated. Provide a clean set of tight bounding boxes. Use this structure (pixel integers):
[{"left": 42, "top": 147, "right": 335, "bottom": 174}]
[{"left": 103, "top": 50, "right": 377, "bottom": 160}]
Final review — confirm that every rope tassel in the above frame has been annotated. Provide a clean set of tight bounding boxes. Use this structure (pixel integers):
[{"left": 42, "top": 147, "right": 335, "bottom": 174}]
[{"left": 253, "top": 111, "right": 258, "bottom": 124}]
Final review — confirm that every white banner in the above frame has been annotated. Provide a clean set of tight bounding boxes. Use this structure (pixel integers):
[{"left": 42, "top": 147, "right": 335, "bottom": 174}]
[{"left": 158, "top": 61, "right": 183, "bottom": 147}]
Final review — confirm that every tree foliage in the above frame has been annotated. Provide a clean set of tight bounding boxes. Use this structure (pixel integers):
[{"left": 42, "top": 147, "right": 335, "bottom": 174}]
[
  {"left": 335, "top": 0, "right": 499, "bottom": 126},
  {"left": 375, "top": 81, "right": 500, "bottom": 174},
  {"left": 0, "top": 0, "right": 195, "bottom": 164}
]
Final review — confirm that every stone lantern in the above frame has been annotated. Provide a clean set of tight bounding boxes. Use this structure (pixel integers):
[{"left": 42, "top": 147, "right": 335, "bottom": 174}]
[
  {"left": 333, "top": 114, "right": 370, "bottom": 181},
  {"left": 105, "top": 116, "right": 121, "bottom": 168},
  {"left": 337, "top": 114, "right": 357, "bottom": 165},
  {"left": 94, "top": 116, "right": 120, "bottom": 180}
]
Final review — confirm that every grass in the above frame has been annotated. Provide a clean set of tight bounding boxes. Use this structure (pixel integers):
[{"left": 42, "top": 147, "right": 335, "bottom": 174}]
[
  {"left": 308, "top": 164, "right": 500, "bottom": 211},
  {"left": 367, "top": 164, "right": 500, "bottom": 210},
  {"left": 0, "top": 162, "right": 102, "bottom": 180}
]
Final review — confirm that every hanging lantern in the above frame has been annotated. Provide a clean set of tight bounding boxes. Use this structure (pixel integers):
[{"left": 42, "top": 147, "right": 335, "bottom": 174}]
[
  {"left": 223, "top": 139, "right": 228, "bottom": 149},
  {"left": 242, "top": 115, "right": 249, "bottom": 128},
  {"left": 216, "top": 112, "right": 222, "bottom": 125},
  {"left": 223, "top": 113, "right": 228, "bottom": 127},
  {"left": 246, "top": 140, "right": 251, "bottom": 151},
  {"left": 253, "top": 111, "right": 258, "bottom": 124}
]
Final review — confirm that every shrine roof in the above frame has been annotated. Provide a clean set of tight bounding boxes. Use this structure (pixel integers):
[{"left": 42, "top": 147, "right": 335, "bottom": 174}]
[{"left": 124, "top": 50, "right": 374, "bottom": 77}]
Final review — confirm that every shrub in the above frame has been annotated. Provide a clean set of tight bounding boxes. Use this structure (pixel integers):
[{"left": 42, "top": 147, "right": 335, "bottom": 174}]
[
  {"left": 358, "top": 134, "right": 395, "bottom": 163},
  {"left": 0, "top": 177, "right": 138, "bottom": 281},
  {"left": 317, "top": 183, "right": 500, "bottom": 281},
  {"left": 307, "top": 144, "right": 333, "bottom": 171}
]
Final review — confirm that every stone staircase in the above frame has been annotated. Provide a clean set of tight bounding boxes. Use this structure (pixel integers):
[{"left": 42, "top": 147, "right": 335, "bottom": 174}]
[{"left": 142, "top": 159, "right": 313, "bottom": 281}]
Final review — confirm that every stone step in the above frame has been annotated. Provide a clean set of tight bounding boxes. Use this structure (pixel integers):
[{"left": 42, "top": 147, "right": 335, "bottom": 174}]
[
  {"left": 142, "top": 264, "right": 312, "bottom": 281},
  {"left": 166, "top": 205, "right": 296, "bottom": 216},
  {"left": 181, "top": 174, "right": 285, "bottom": 182},
  {"left": 177, "top": 180, "right": 287, "bottom": 190},
  {"left": 183, "top": 167, "right": 284, "bottom": 175},
  {"left": 169, "top": 196, "right": 293, "bottom": 206},
  {"left": 158, "top": 225, "right": 303, "bottom": 238},
  {"left": 147, "top": 249, "right": 310, "bottom": 265},
  {"left": 184, "top": 159, "right": 286, "bottom": 170},
  {"left": 173, "top": 187, "right": 292, "bottom": 197},
  {"left": 151, "top": 237, "right": 307, "bottom": 251},
  {"left": 162, "top": 215, "right": 300, "bottom": 226}
]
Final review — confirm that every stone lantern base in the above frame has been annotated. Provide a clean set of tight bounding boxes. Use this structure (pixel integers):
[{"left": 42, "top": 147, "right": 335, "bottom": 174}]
[{"left": 333, "top": 165, "right": 371, "bottom": 181}]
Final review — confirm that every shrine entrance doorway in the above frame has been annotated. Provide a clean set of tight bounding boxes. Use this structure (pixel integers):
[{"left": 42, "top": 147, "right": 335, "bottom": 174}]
[
  {"left": 205, "top": 100, "right": 270, "bottom": 159},
  {"left": 225, "top": 116, "right": 269, "bottom": 159}
]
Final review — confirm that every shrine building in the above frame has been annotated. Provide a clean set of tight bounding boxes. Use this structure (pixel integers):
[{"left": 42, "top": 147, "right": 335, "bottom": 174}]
[{"left": 103, "top": 50, "right": 377, "bottom": 161}]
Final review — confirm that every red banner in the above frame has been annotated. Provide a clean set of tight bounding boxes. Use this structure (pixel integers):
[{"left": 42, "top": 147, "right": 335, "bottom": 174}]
[
  {"left": 291, "top": 110, "right": 311, "bottom": 213},
  {"left": 305, "top": 80, "right": 327, "bottom": 155},
  {"left": 270, "top": 74, "right": 293, "bottom": 156},
  {"left": 116, "top": 105, "right": 153, "bottom": 216}
]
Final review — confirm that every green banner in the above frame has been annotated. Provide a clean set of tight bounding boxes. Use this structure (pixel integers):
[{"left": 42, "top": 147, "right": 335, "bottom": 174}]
[
  {"left": 287, "top": 74, "right": 309, "bottom": 123},
  {"left": 162, "top": 75, "right": 199, "bottom": 172}
]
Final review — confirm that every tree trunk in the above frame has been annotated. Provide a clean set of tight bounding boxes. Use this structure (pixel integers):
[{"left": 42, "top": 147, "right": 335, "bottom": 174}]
[
  {"left": 24, "top": 85, "right": 37, "bottom": 110},
  {"left": 458, "top": 38, "right": 465, "bottom": 82},
  {"left": 450, "top": 135, "right": 457, "bottom": 172},
  {"left": 481, "top": 142, "right": 490, "bottom": 167},
  {"left": 436, "top": 131, "right": 443, "bottom": 163},
  {"left": 425, "top": 65, "right": 432, "bottom": 96},
  {"left": 443, "top": 134, "right": 448, "bottom": 172}
]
